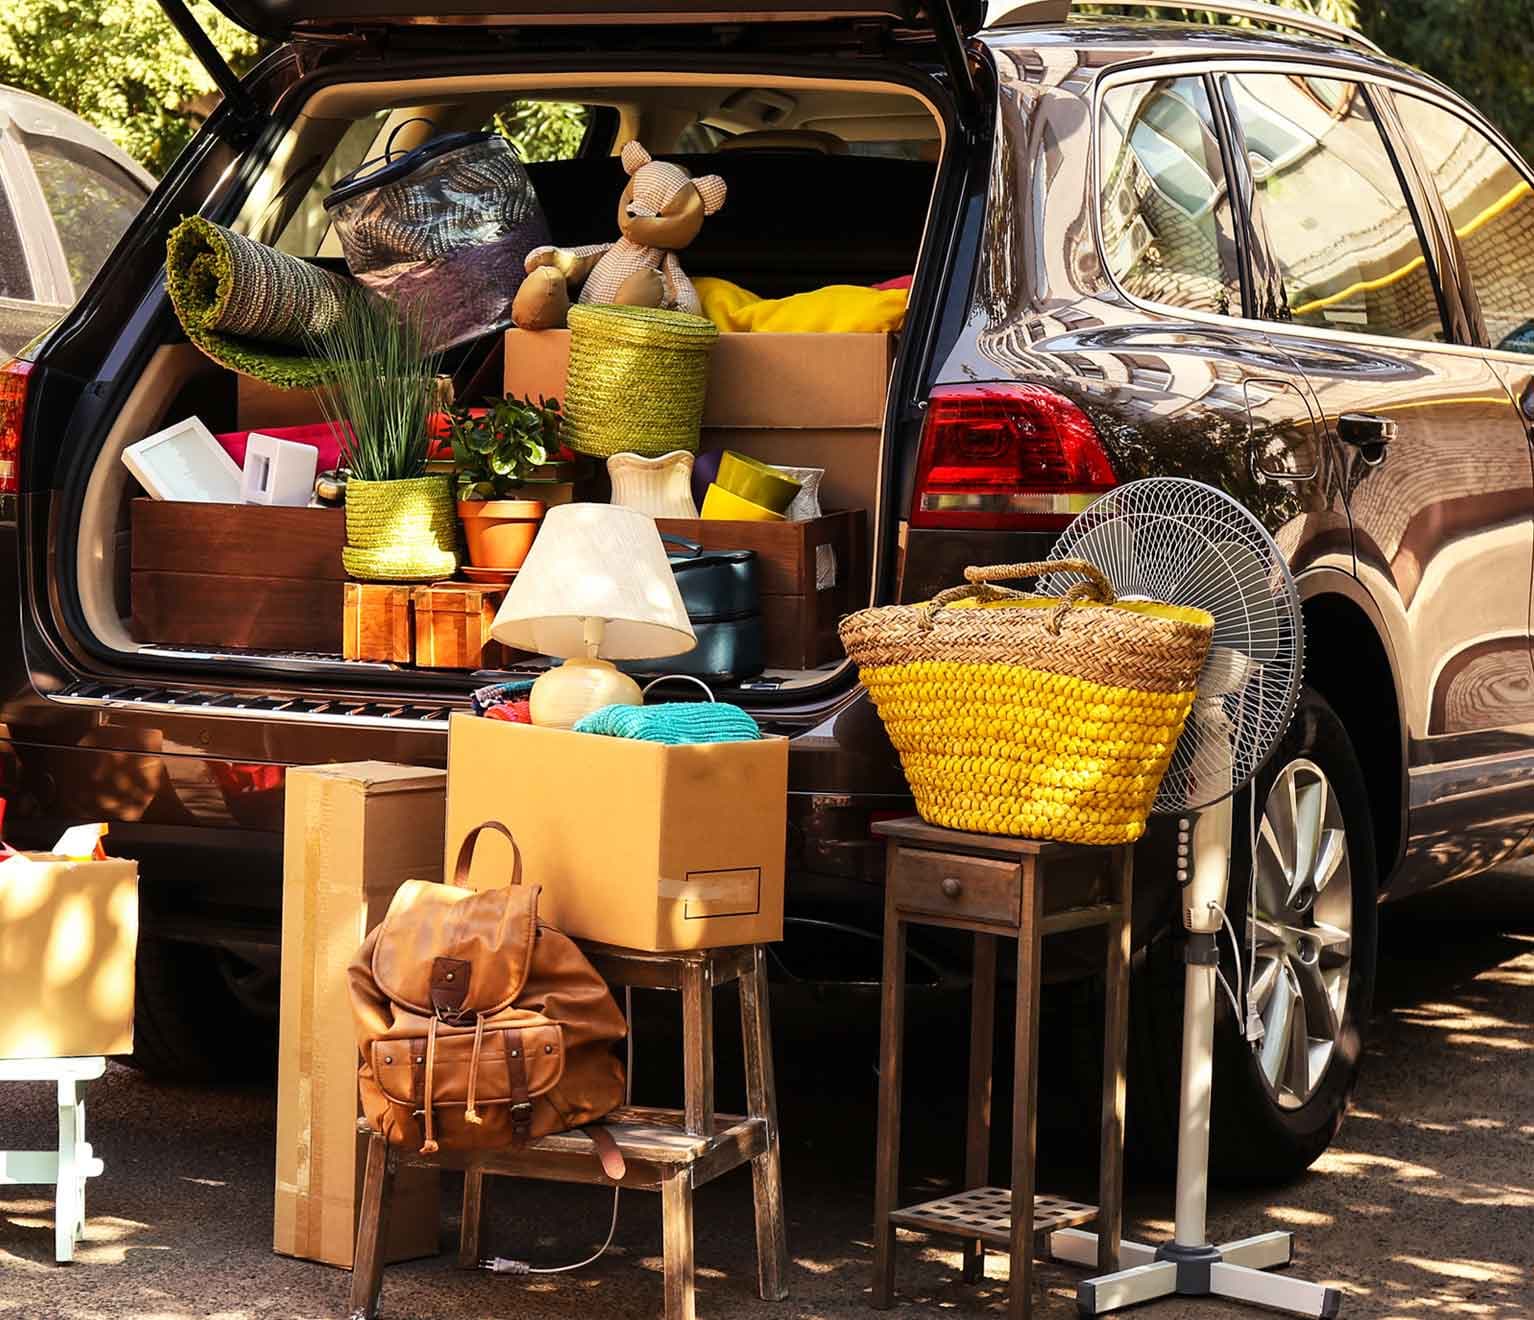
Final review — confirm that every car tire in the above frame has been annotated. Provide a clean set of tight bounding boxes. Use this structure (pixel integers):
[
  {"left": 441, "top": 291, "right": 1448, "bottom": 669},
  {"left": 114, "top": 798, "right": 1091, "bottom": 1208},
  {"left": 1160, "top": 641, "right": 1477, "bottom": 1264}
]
[
  {"left": 126, "top": 937, "right": 278, "bottom": 1081},
  {"left": 1130, "top": 687, "right": 1378, "bottom": 1183}
]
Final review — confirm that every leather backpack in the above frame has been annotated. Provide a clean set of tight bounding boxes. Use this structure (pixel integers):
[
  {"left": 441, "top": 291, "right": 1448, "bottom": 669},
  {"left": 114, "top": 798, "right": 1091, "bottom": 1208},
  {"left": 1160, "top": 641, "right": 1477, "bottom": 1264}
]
[{"left": 348, "top": 821, "right": 627, "bottom": 1155}]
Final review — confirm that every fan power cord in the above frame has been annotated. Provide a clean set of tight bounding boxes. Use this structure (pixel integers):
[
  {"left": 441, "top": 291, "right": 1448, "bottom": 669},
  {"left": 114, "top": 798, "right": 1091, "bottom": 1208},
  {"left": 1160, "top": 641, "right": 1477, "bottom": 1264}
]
[
  {"left": 481, "top": 986, "right": 634, "bottom": 1278},
  {"left": 1209, "top": 900, "right": 1259, "bottom": 1045}
]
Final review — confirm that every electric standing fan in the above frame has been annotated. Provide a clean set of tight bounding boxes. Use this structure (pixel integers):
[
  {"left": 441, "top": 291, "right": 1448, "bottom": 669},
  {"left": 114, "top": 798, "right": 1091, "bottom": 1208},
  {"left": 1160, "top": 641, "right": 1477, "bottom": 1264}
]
[{"left": 1039, "top": 479, "right": 1341, "bottom": 1318}]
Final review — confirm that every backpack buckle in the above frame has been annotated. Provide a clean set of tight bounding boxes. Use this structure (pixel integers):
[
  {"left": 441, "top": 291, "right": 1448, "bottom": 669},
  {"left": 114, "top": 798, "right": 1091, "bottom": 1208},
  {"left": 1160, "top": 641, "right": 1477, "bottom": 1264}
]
[{"left": 509, "top": 1101, "right": 533, "bottom": 1130}]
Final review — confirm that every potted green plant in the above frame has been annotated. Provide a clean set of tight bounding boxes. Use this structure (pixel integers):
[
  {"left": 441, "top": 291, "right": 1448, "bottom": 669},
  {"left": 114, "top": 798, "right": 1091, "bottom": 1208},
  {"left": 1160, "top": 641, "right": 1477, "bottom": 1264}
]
[
  {"left": 446, "top": 394, "right": 564, "bottom": 571},
  {"left": 309, "top": 295, "right": 458, "bottom": 582}
]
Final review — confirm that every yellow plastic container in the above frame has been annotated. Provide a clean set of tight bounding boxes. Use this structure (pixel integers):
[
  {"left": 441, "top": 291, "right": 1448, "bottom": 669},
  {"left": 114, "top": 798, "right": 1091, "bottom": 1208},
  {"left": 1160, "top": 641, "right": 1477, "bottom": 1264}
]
[{"left": 700, "top": 483, "right": 785, "bottom": 522}]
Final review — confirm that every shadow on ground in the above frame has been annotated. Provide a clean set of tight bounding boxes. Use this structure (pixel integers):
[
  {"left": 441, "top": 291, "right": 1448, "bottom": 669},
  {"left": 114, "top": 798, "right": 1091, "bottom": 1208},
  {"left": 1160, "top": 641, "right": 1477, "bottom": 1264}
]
[{"left": 2, "top": 869, "right": 1532, "bottom": 1318}]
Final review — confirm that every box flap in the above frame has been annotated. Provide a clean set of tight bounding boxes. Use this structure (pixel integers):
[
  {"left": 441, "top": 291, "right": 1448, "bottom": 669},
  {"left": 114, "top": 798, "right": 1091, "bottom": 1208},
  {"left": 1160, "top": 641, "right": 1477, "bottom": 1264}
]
[{"left": 291, "top": 762, "right": 447, "bottom": 794}]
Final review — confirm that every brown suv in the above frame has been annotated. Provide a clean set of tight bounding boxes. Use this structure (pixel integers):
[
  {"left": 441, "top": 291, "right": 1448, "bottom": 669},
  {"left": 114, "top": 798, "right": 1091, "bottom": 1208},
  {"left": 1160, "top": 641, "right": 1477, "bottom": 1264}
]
[{"left": 4, "top": 0, "right": 1533, "bottom": 1179}]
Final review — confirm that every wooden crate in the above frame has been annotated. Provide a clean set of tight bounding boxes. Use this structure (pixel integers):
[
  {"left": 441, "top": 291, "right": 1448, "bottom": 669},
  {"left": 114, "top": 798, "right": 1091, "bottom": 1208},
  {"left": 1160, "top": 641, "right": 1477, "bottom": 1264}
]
[
  {"left": 411, "top": 582, "right": 510, "bottom": 670},
  {"left": 343, "top": 583, "right": 413, "bottom": 663},
  {"left": 654, "top": 510, "right": 867, "bottom": 669},
  {"left": 131, "top": 499, "right": 346, "bottom": 652}
]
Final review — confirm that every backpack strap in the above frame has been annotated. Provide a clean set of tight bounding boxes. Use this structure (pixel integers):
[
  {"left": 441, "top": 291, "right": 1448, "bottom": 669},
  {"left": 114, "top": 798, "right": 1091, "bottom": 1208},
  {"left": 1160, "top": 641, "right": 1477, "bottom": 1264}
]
[
  {"left": 454, "top": 821, "right": 524, "bottom": 888},
  {"left": 586, "top": 1125, "right": 627, "bottom": 1182}
]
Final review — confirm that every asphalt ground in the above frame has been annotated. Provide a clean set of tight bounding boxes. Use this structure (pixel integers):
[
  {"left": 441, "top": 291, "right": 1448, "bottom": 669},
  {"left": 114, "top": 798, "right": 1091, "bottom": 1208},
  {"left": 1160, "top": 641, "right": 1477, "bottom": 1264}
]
[{"left": 2, "top": 868, "right": 1532, "bottom": 1320}]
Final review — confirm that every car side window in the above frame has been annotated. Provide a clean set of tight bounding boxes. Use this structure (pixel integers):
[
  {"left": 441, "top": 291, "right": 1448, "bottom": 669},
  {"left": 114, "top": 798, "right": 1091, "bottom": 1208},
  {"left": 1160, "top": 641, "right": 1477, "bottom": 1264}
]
[
  {"left": 1226, "top": 73, "right": 1445, "bottom": 343},
  {"left": 1394, "top": 93, "right": 1534, "bottom": 355},
  {"left": 1098, "top": 76, "right": 1241, "bottom": 317},
  {"left": 22, "top": 133, "right": 146, "bottom": 295}
]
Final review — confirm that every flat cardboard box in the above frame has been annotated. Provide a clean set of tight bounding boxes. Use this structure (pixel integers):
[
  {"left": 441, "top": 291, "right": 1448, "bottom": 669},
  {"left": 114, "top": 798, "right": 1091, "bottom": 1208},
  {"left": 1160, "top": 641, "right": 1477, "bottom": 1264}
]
[
  {"left": 503, "top": 328, "right": 891, "bottom": 513},
  {"left": 0, "top": 855, "right": 138, "bottom": 1059},
  {"left": 446, "top": 715, "right": 786, "bottom": 950},
  {"left": 238, "top": 377, "right": 329, "bottom": 431},
  {"left": 275, "top": 763, "right": 445, "bottom": 1268}
]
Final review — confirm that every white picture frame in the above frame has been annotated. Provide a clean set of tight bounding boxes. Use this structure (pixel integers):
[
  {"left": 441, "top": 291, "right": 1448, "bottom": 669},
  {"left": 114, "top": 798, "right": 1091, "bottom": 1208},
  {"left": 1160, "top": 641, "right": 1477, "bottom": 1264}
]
[{"left": 122, "top": 417, "right": 244, "bottom": 503}]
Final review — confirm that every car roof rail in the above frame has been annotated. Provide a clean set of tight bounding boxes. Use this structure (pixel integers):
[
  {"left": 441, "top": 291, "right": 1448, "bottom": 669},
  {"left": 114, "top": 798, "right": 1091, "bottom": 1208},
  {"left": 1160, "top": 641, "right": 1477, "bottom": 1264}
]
[{"left": 985, "top": 0, "right": 1385, "bottom": 56}]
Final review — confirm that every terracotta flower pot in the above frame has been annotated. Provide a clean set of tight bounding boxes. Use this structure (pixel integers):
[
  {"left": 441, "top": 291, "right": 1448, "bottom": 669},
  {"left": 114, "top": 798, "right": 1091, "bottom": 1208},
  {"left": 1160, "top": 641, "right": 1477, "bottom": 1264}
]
[{"left": 458, "top": 498, "right": 546, "bottom": 570}]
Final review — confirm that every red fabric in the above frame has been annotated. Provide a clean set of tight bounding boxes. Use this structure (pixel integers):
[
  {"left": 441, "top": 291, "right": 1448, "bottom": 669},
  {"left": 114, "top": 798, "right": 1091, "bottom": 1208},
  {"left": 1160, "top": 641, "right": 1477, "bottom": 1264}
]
[
  {"left": 873, "top": 274, "right": 914, "bottom": 291},
  {"left": 215, "top": 422, "right": 351, "bottom": 472},
  {"left": 485, "top": 699, "right": 532, "bottom": 724}
]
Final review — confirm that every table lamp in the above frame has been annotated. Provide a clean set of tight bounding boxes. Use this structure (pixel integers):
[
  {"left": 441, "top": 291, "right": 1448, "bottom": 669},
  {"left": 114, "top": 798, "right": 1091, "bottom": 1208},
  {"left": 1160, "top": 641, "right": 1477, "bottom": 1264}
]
[{"left": 490, "top": 503, "right": 696, "bottom": 728}]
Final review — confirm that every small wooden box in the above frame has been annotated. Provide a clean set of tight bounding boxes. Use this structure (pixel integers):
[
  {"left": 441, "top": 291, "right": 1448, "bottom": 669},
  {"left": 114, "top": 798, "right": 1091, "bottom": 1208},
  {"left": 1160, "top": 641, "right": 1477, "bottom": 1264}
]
[
  {"left": 130, "top": 499, "right": 346, "bottom": 653},
  {"left": 343, "top": 583, "right": 413, "bottom": 663},
  {"left": 412, "top": 582, "right": 509, "bottom": 670},
  {"left": 654, "top": 510, "right": 868, "bottom": 669}
]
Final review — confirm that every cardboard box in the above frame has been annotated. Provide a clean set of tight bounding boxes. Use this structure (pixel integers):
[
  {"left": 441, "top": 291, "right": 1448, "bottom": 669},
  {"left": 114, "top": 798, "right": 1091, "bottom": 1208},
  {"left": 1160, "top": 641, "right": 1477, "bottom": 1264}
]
[
  {"left": 503, "top": 328, "right": 890, "bottom": 512},
  {"left": 131, "top": 499, "right": 346, "bottom": 652},
  {"left": 446, "top": 715, "right": 786, "bottom": 950},
  {"left": 237, "top": 377, "right": 329, "bottom": 431},
  {"left": 0, "top": 854, "right": 138, "bottom": 1059},
  {"left": 276, "top": 763, "right": 444, "bottom": 1268}
]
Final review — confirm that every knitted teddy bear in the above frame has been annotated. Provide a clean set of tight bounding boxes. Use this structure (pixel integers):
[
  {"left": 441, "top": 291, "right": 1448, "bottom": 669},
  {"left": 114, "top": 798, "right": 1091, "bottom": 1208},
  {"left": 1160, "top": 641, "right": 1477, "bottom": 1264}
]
[{"left": 510, "top": 141, "right": 726, "bottom": 331}]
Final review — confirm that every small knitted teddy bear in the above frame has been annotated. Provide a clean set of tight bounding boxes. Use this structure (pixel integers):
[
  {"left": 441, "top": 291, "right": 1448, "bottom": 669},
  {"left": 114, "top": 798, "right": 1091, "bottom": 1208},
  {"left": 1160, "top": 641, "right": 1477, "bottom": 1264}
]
[{"left": 510, "top": 141, "right": 726, "bottom": 331}]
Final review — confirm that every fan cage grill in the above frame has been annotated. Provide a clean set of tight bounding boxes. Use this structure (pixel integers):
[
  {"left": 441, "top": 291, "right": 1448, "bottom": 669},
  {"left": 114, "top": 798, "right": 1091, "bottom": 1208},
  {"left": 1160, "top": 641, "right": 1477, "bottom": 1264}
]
[{"left": 1044, "top": 478, "right": 1304, "bottom": 813}]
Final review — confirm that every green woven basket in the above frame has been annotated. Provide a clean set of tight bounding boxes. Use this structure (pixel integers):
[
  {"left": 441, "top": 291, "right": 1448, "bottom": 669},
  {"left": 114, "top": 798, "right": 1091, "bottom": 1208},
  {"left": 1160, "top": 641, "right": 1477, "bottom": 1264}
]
[
  {"left": 343, "top": 476, "right": 460, "bottom": 582},
  {"left": 562, "top": 304, "right": 719, "bottom": 459}
]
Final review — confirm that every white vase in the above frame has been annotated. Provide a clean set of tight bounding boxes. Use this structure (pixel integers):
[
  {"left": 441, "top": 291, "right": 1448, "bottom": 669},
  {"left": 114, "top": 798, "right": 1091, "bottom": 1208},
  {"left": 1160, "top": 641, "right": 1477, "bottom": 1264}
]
[
  {"left": 607, "top": 451, "right": 699, "bottom": 519},
  {"left": 771, "top": 464, "right": 836, "bottom": 589}
]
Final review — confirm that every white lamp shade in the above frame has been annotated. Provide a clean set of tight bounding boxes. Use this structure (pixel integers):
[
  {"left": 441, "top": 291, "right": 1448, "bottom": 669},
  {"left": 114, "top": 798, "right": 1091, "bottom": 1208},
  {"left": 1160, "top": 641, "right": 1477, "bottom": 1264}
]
[{"left": 490, "top": 503, "right": 696, "bottom": 660}]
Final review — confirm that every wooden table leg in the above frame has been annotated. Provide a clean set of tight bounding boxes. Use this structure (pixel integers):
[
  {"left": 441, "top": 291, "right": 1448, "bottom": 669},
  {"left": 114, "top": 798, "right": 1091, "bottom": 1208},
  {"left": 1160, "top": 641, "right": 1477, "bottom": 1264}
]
[
  {"left": 1097, "top": 846, "right": 1132, "bottom": 1272},
  {"left": 458, "top": 1165, "right": 486, "bottom": 1268},
  {"left": 662, "top": 1170, "right": 697, "bottom": 1320},
  {"left": 1008, "top": 860, "right": 1044, "bottom": 1320},
  {"left": 963, "top": 932, "right": 998, "bottom": 1284},
  {"left": 681, "top": 959, "right": 716, "bottom": 1139},
  {"left": 348, "top": 1132, "right": 396, "bottom": 1320},
  {"left": 740, "top": 945, "right": 789, "bottom": 1301},
  {"left": 55, "top": 1075, "right": 80, "bottom": 1263},
  {"left": 872, "top": 888, "right": 908, "bottom": 1309}
]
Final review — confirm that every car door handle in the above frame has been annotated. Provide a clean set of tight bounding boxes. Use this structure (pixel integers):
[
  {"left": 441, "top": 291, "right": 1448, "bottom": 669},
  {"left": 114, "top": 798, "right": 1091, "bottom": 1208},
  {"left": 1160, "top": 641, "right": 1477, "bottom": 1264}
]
[{"left": 1337, "top": 413, "right": 1396, "bottom": 466}]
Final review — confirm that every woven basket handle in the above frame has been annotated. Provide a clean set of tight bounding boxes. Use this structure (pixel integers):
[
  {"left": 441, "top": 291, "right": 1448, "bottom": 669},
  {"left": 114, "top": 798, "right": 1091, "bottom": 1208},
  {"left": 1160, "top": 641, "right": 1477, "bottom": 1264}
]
[{"left": 921, "top": 559, "right": 1116, "bottom": 635}]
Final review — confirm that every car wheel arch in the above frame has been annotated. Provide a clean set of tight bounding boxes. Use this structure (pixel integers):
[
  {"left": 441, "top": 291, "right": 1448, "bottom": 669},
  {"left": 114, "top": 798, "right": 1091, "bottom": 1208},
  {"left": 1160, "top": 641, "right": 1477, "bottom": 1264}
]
[{"left": 1298, "top": 578, "right": 1406, "bottom": 889}]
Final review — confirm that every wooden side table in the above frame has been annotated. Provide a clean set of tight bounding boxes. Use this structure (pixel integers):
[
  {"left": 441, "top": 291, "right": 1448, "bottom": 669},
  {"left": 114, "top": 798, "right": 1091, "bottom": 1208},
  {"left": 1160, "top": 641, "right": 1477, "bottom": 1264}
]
[
  {"left": 0, "top": 1056, "right": 107, "bottom": 1262},
  {"left": 349, "top": 943, "right": 787, "bottom": 1320},
  {"left": 870, "top": 818, "right": 1133, "bottom": 1319}
]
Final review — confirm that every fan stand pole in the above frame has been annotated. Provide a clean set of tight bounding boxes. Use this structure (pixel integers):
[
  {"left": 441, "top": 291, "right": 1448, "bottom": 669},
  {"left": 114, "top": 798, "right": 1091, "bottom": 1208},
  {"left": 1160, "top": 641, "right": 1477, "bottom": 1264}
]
[{"left": 1050, "top": 800, "right": 1342, "bottom": 1318}]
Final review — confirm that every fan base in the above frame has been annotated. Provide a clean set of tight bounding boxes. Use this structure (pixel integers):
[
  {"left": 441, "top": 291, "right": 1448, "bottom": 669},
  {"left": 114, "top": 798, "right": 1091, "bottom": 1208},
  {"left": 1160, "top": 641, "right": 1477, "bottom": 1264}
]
[{"left": 1052, "top": 1229, "right": 1340, "bottom": 1318}]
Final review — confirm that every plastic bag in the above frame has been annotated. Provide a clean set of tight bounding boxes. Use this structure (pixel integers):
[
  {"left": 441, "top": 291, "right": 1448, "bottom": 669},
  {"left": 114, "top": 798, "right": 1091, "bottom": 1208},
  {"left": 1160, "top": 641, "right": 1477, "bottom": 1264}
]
[{"left": 324, "top": 122, "right": 551, "bottom": 352}]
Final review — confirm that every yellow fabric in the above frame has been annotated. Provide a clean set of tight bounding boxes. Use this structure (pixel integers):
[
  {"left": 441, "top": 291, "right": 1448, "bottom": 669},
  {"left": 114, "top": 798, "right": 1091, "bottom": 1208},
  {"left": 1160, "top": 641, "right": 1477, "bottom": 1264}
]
[
  {"left": 695, "top": 276, "right": 908, "bottom": 334},
  {"left": 857, "top": 660, "right": 1198, "bottom": 844},
  {"left": 947, "top": 596, "right": 1214, "bottom": 628}
]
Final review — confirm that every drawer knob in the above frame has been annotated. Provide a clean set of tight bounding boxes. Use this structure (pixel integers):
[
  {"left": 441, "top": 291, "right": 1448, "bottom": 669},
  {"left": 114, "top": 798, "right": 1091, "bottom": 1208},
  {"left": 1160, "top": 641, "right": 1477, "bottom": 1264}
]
[{"left": 941, "top": 876, "right": 963, "bottom": 899}]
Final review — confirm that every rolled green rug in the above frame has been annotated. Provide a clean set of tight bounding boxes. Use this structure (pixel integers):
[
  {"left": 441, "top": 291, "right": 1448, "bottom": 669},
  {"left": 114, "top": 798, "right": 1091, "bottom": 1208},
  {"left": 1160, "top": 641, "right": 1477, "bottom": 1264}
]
[{"left": 165, "top": 216, "right": 354, "bottom": 388}]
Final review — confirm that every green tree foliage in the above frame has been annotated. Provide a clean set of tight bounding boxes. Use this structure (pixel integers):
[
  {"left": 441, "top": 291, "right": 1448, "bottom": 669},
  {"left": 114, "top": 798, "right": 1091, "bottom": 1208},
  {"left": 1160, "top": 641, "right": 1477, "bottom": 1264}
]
[
  {"left": 0, "top": 0, "right": 259, "bottom": 176},
  {"left": 492, "top": 100, "right": 591, "bottom": 162},
  {"left": 1358, "top": 1, "right": 1534, "bottom": 165}
]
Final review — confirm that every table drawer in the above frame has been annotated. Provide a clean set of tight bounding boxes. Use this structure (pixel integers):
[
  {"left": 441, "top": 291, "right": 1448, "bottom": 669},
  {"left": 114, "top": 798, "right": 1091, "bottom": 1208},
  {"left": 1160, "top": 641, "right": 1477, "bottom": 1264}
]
[{"left": 889, "top": 848, "right": 1021, "bottom": 926}]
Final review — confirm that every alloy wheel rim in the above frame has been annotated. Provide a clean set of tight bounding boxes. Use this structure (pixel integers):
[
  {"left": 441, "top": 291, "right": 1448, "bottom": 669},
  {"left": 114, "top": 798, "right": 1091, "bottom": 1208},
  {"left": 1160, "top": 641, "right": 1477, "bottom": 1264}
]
[{"left": 1247, "top": 758, "right": 1353, "bottom": 1110}]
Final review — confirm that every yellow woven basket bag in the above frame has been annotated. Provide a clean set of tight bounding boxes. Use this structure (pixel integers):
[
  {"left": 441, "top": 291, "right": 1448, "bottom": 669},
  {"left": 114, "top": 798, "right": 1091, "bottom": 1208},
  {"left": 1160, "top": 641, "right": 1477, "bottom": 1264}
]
[{"left": 838, "top": 560, "right": 1214, "bottom": 844}]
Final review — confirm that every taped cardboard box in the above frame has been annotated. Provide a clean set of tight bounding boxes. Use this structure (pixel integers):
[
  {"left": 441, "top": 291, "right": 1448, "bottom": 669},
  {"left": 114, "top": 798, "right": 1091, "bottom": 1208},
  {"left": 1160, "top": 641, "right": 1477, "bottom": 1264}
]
[
  {"left": 446, "top": 714, "right": 786, "bottom": 951},
  {"left": 0, "top": 852, "right": 138, "bottom": 1059},
  {"left": 503, "top": 328, "right": 890, "bottom": 513},
  {"left": 275, "top": 763, "right": 444, "bottom": 1268}
]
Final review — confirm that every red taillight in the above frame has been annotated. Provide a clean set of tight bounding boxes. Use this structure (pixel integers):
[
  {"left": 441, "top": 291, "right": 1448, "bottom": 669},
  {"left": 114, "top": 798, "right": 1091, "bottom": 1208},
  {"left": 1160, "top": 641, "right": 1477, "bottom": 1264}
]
[
  {"left": 0, "top": 360, "right": 33, "bottom": 496},
  {"left": 910, "top": 383, "right": 1116, "bottom": 531}
]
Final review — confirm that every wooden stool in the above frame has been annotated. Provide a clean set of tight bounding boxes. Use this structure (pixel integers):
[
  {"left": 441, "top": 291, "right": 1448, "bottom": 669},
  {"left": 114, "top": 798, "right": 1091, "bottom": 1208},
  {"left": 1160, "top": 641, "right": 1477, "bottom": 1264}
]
[
  {"left": 0, "top": 1056, "right": 107, "bottom": 1263},
  {"left": 349, "top": 944, "right": 788, "bottom": 1320},
  {"left": 870, "top": 818, "right": 1133, "bottom": 1319}
]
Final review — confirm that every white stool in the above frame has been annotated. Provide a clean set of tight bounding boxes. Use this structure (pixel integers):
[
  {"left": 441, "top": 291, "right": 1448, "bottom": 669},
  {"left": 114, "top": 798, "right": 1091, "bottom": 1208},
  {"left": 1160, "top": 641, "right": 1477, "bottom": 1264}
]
[{"left": 0, "top": 1056, "right": 107, "bottom": 1261}]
